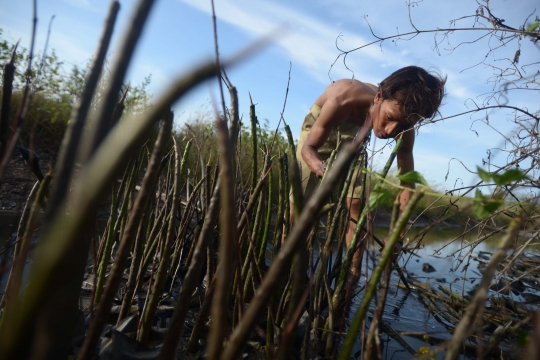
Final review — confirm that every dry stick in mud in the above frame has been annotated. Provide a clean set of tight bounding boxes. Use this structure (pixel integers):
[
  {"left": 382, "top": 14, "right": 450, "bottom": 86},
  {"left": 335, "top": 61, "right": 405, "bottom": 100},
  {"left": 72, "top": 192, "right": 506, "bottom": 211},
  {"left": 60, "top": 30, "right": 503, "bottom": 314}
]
[
  {"left": 78, "top": 114, "right": 172, "bottom": 360},
  {"left": 444, "top": 215, "right": 523, "bottom": 360},
  {"left": 220, "top": 142, "right": 363, "bottom": 360},
  {"left": 338, "top": 188, "right": 425, "bottom": 360},
  {"left": 0, "top": 58, "right": 221, "bottom": 360},
  {"left": 159, "top": 180, "right": 221, "bottom": 359},
  {"left": 138, "top": 134, "right": 182, "bottom": 345}
]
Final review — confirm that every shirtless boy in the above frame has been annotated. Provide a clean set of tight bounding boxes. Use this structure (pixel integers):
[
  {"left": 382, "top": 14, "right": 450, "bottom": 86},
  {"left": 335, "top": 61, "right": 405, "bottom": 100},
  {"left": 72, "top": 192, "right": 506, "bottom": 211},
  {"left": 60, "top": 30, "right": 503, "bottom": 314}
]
[{"left": 295, "top": 66, "right": 446, "bottom": 278}]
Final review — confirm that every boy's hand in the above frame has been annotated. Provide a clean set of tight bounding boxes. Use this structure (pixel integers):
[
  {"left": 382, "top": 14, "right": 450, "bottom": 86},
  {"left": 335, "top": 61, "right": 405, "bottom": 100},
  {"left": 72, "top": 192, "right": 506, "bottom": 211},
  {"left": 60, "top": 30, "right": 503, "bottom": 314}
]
[{"left": 315, "top": 159, "right": 328, "bottom": 178}]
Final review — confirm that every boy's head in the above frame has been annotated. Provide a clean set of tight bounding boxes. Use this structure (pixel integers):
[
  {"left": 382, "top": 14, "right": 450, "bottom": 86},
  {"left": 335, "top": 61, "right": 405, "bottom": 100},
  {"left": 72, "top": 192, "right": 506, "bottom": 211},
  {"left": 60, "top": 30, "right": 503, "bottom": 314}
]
[{"left": 379, "top": 66, "right": 446, "bottom": 126}]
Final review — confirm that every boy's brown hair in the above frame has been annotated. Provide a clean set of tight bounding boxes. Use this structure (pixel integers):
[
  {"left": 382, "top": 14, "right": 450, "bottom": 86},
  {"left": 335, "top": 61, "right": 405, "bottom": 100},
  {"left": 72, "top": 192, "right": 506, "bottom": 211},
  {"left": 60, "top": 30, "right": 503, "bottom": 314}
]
[{"left": 379, "top": 66, "right": 446, "bottom": 125}]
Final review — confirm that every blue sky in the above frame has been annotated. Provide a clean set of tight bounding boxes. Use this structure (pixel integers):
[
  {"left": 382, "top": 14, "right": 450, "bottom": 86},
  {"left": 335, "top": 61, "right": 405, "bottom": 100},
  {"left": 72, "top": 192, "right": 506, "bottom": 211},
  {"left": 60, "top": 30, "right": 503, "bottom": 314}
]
[{"left": 1, "top": 0, "right": 538, "bottom": 191}]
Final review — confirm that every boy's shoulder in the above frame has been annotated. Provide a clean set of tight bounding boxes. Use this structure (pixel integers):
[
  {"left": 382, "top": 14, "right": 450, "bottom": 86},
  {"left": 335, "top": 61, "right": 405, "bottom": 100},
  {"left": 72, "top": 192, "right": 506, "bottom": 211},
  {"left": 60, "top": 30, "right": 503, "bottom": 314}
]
[{"left": 326, "top": 79, "right": 377, "bottom": 102}]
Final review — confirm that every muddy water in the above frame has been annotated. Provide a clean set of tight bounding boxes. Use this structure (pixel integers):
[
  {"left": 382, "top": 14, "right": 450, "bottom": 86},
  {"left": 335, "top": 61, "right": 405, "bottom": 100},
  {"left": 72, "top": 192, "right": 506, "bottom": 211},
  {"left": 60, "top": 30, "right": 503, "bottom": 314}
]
[
  {"left": 342, "top": 227, "right": 539, "bottom": 359},
  {"left": 1, "top": 212, "right": 537, "bottom": 359}
]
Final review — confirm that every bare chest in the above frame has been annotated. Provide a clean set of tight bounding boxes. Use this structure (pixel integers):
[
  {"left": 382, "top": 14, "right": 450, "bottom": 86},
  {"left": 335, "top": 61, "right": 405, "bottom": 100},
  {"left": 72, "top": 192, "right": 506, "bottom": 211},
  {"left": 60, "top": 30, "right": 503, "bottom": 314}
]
[{"left": 341, "top": 107, "right": 370, "bottom": 127}]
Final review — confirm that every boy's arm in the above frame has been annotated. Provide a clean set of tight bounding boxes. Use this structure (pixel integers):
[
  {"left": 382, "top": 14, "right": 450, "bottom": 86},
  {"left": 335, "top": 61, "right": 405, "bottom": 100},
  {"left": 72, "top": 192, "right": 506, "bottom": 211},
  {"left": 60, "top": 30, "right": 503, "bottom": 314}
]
[
  {"left": 301, "top": 98, "right": 349, "bottom": 177},
  {"left": 383, "top": 128, "right": 415, "bottom": 257},
  {"left": 396, "top": 129, "right": 415, "bottom": 212}
]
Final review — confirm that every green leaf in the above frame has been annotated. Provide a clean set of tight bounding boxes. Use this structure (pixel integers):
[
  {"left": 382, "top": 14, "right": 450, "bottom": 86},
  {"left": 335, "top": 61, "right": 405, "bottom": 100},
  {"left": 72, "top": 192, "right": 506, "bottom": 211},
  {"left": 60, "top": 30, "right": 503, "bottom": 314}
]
[
  {"left": 473, "top": 189, "right": 503, "bottom": 219},
  {"left": 526, "top": 21, "right": 539, "bottom": 33},
  {"left": 368, "top": 187, "right": 393, "bottom": 210},
  {"left": 477, "top": 167, "right": 492, "bottom": 183},
  {"left": 397, "top": 170, "right": 428, "bottom": 186},
  {"left": 491, "top": 168, "right": 528, "bottom": 186}
]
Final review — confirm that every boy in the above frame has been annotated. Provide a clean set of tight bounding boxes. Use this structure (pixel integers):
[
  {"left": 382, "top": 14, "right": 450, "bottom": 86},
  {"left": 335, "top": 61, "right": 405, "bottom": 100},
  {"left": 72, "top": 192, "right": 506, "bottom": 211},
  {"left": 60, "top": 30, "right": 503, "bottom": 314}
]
[{"left": 296, "top": 66, "right": 445, "bottom": 278}]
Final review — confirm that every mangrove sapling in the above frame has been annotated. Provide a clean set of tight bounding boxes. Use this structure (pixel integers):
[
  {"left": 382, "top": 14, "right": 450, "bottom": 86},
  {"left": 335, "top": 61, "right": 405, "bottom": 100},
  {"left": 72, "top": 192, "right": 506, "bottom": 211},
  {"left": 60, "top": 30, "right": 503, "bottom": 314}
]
[
  {"left": 330, "top": 135, "right": 403, "bottom": 319},
  {"left": 0, "top": 51, "right": 221, "bottom": 360},
  {"left": 236, "top": 168, "right": 271, "bottom": 237},
  {"left": 365, "top": 196, "right": 401, "bottom": 359},
  {"left": 249, "top": 94, "right": 258, "bottom": 193},
  {"left": 277, "top": 245, "right": 309, "bottom": 360},
  {"left": 78, "top": 114, "right": 172, "bottom": 360},
  {"left": 95, "top": 181, "right": 119, "bottom": 302},
  {"left": 283, "top": 121, "right": 296, "bottom": 159},
  {"left": 258, "top": 162, "right": 273, "bottom": 266},
  {"left": 0, "top": 40, "right": 18, "bottom": 160},
  {"left": 80, "top": 0, "right": 158, "bottom": 161},
  {"left": 137, "top": 193, "right": 172, "bottom": 285},
  {"left": 168, "top": 176, "right": 206, "bottom": 283},
  {"left": 138, "top": 135, "right": 182, "bottom": 345},
  {"left": 221, "top": 143, "right": 362, "bottom": 360},
  {"left": 232, "top": 227, "right": 248, "bottom": 328},
  {"left": 110, "top": 85, "right": 129, "bottom": 128},
  {"left": 338, "top": 188, "right": 425, "bottom": 360},
  {"left": 445, "top": 215, "right": 523, "bottom": 360},
  {"left": 241, "top": 204, "right": 263, "bottom": 301},
  {"left": 160, "top": 179, "right": 221, "bottom": 359},
  {"left": 206, "top": 100, "right": 238, "bottom": 360},
  {"left": 1, "top": 172, "right": 51, "bottom": 324},
  {"left": 0, "top": 180, "right": 39, "bottom": 308},
  {"left": 271, "top": 152, "right": 286, "bottom": 258},
  {"left": 118, "top": 207, "right": 149, "bottom": 323},
  {"left": 313, "top": 148, "right": 360, "bottom": 330},
  {"left": 0, "top": 0, "right": 36, "bottom": 179},
  {"left": 276, "top": 154, "right": 306, "bottom": 358},
  {"left": 282, "top": 153, "right": 290, "bottom": 240},
  {"left": 95, "top": 159, "right": 139, "bottom": 303},
  {"left": 187, "top": 274, "right": 217, "bottom": 354}
]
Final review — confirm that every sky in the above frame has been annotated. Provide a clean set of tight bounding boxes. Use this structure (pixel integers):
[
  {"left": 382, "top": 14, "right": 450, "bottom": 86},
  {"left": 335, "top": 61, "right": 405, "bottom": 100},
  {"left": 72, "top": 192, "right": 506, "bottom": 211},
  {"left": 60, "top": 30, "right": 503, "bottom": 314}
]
[{"left": 1, "top": 0, "right": 538, "bottom": 191}]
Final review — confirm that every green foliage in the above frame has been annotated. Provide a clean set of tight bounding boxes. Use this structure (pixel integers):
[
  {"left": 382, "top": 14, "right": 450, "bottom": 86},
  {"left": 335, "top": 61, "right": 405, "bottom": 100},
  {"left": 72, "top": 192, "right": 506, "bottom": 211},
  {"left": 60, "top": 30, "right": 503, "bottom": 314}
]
[
  {"left": 473, "top": 189, "right": 503, "bottom": 219},
  {"left": 0, "top": 29, "right": 153, "bottom": 157},
  {"left": 472, "top": 167, "right": 528, "bottom": 219},
  {"left": 0, "top": 29, "right": 152, "bottom": 114},
  {"left": 477, "top": 166, "right": 528, "bottom": 186},
  {"left": 525, "top": 16, "right": 540, "bottom": 35},
  {"left": 368, "top": 186, "right": 394, "bottom": 210},
  {"left": 174, "top": 111, "right": 290, "bottom": 203},
  {"left": 397, "top": 170, "right": 428, "bottom": 186}
]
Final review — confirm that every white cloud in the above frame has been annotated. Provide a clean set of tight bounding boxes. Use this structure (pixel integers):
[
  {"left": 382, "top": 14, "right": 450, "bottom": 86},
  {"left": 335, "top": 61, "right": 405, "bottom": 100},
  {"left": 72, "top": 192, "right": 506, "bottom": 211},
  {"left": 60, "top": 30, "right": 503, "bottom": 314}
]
[
  {"left": 62, "top": 0, "right": 102, "bottom": 13},
  {"left": 49, "top": 31, "right": 93, "bottom": 66},
  {"left": 178, "top": 0, "right": 395, "bottom": 84}
]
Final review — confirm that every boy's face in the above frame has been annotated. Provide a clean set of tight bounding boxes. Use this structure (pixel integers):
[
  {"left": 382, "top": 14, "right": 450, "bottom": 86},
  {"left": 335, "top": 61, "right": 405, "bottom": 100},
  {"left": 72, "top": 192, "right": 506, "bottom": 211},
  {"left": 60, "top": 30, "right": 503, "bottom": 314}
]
[{"left": 370, "top": 92, "right": 414, "bottom": 139}]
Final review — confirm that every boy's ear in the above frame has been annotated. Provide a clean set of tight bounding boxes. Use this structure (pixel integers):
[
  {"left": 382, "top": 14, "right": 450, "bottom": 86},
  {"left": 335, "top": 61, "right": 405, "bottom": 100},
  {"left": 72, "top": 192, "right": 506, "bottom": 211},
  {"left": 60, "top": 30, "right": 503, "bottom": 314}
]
[{"left": 373, "top": 91, "right": 382, "bottom": 104}]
